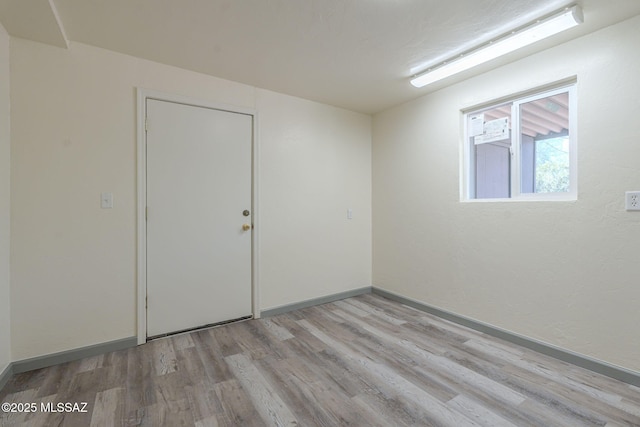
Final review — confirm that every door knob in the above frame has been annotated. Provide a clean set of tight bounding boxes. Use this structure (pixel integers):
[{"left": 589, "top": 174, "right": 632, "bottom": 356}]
[{"left": 242, "top": 224, "right": 251, "bottom": 231}]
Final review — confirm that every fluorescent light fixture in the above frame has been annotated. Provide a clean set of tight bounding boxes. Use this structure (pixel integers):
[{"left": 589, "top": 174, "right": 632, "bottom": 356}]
[{"left": 410, "top": 5, "right": 583, "bottom": 88}]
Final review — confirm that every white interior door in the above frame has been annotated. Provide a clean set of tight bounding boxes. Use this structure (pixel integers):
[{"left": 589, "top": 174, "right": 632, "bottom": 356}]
[{"left": 146, "top": 99, "right": 253, "bottom": 338}]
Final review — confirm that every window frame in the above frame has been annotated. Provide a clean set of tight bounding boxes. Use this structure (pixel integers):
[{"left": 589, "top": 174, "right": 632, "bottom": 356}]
[{"left": 462, "top": 83, "right": 577, "bottom": 202}]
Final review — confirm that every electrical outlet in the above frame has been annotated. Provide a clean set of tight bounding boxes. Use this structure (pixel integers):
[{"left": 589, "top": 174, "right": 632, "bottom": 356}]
[{"left": 625, "top": 191, "right": 640, "bottom": 211}]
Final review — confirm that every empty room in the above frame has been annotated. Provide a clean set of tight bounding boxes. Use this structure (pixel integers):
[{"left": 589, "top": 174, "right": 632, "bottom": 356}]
[{"left": 1, "top": 0, "right": 639, "bottom": 425}]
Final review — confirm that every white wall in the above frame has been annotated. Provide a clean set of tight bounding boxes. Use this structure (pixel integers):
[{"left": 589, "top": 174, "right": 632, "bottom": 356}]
[
  {"left": 373, "top": 15, "right": 640, "bottom": 372},
  {"left": 0, "top": 23, "right": 11, "bottom": 375},
  {"left": 10, "top": 38, "right": 371, "bottom": 360},
  {"left": 257, "top": 90, "right": 371, "bottom": 310}
]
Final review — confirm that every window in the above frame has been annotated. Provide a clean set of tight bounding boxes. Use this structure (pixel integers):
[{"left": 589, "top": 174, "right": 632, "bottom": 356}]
[{"left": 463, "top": 83, "right": 576, "bottom": 200}]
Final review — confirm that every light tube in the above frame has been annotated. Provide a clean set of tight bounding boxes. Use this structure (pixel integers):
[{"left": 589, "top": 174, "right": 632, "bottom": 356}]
[{"left": 410, "top": 5, "right": 583, "bottom": 88}]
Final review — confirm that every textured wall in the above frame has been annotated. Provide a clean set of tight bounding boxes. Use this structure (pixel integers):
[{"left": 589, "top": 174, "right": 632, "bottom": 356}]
[
  {"left": 10, "top": 39, "right": 371, "bottom": 360},
  {"left": 257, "top": 89, "right": 372, "bottom": 310},
  {"left": 0, "top": 23, "right": 11, "bottom": 374},
  {"left": 372, "top": 15, "right": 640, "bottom": 372}
]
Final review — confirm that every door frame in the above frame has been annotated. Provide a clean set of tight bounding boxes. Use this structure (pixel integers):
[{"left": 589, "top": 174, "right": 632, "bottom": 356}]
[{"left": 136, "top": 88, "right": 260, "bottom": 344}]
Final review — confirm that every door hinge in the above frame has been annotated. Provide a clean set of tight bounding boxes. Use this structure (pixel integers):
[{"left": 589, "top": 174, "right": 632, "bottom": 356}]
[
  {"left": 145, "top": 206, "right": 148, "bottom": 221},
  {"left": 145, "top": 117, "right": 148, "bottom": 132}
]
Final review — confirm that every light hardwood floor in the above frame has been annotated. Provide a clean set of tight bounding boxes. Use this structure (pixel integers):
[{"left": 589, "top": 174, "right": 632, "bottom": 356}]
[{"left": 1, "top": 294, "right": 639, "bottom": 426}]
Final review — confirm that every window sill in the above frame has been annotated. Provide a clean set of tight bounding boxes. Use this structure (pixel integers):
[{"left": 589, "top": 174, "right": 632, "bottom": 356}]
[{"left": 461, "top": 195, "right": 577, "bottom": 203}]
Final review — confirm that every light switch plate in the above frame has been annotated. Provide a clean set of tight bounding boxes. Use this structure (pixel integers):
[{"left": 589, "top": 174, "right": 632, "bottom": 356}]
[{"left": 101, "top": 192, "right": 113, "bottom": 209}]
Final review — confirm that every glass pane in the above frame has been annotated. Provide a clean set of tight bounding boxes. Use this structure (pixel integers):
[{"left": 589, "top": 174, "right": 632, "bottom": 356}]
[
  {"left": 534, "top": 136, "right": 570, "bottom": 193},
  {"left": 471, "top": 104, "right": 512, "bottom": 199},
  {"left": 475, "top": 143, "right": 510, "bottom": 198},
  {"left": 520, "top": 91, "right": 570, "bottom": 194}
]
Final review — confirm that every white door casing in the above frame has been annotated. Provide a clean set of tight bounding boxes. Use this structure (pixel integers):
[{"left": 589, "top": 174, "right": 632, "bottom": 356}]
[{"left": 137, "top": 90, "right": 259, "bottom": 342}]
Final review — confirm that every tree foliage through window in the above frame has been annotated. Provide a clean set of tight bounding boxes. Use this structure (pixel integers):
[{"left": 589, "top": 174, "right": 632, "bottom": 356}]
[{"left": 535, "top": 136, "right": 570, "bottom": 193}]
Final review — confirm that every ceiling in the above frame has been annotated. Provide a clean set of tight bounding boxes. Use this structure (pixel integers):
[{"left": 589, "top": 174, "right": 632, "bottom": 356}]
[{"left": 1, "top": 0, "right": 640, "bottom": 114}]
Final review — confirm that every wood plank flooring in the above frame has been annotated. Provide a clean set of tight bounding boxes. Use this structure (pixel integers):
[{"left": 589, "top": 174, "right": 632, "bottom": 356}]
[{"left": 1, "top": 294, "right": 639, "bottom": 426}]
